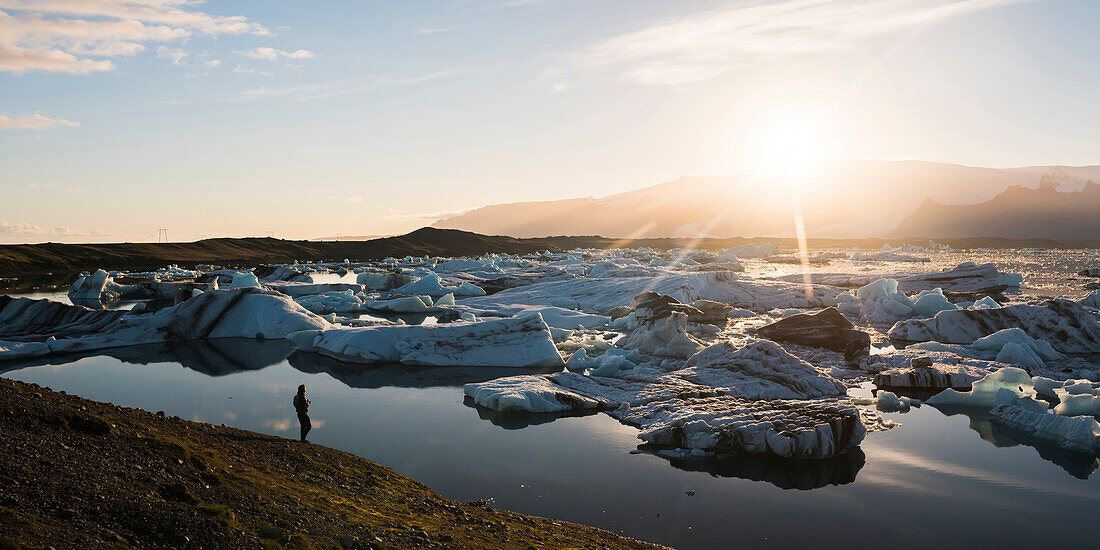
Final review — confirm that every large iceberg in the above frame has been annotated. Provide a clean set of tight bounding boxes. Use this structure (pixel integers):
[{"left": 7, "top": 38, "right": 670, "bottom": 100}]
[
  {"left": 682, "top": 339, "right": 848, "bottom": 400},
  {"left": 896, "top": 262, "right": 1022, "bottom": 294},
  {"left": 888, "top": 299, "right": 1100, "bottom": 353},
  {"left": 0, "top": 289, "right": 332, "bottom": 360},
  {"left": 306, "top": 314, "right": 564, "bottom": 368},
  {"left": 464, "top": 339, "right": 863, "bottom": 459},
  {"left": 459, "top": 271, "right": 839, "bottom": 314}
]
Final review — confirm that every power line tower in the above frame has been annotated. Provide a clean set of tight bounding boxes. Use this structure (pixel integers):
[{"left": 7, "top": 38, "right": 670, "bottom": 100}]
[{"left": 156, "top": 228, "right": 168, "bottom": 243}]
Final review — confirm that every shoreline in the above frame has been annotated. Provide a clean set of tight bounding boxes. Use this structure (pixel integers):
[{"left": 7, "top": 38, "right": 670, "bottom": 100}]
[{"left": 0, "top": 377, "right": 667, "bottom": 549}]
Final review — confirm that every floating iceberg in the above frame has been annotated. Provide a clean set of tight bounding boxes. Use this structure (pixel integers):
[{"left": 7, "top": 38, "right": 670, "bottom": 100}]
[
  {"left": 990, "top": 395, "right": 1100, "bottom": 456},
  {"left": 926, "top": 367, "right": 1035, "bottom": 407},
  {"left": 460, "top": 271, "right": 838, "bottom": 314},
  {"left": 716, "top": 242, "right": 779, "bottom": 260},
  {"left": 0, "top": 289, "right": 332, "bottom": 360},
  {"left": 888, "top": 299, "right": 1100, "bottom": 354},
  {"left": 896, "top": 262, "right": 1022, "bottom": 294},
  {"left": 682, "top": 339, "right": 848, "bottom": 400},
  {"left": 307, "top": 314, "right": 564, "bottom": 368}
]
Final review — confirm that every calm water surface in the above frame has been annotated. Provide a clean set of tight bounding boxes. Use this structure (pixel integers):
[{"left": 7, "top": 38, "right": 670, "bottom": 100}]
[{"left": 3, "top": 341, "right": 1098, "bottom": 550}]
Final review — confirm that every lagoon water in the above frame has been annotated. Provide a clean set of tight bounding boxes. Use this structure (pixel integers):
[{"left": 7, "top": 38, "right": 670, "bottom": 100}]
[{"left": 3, "top": 341, "right": 1098, "bottom": 550}]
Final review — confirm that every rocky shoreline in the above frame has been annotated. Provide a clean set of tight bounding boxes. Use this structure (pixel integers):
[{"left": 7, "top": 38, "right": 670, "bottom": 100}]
[{"left": 0, "top": 377, "right": 666, "bottom": 549}]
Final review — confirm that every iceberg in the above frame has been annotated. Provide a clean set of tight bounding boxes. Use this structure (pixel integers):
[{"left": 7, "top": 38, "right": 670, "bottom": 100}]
[
  {"left": 888, "top": 299, "right": 1100, "bottom": 354},
  {"left": 392, "top": 272, "right": 486, "bottom": 297},
  {"left": 308, "top": 314, "right": 564, "bottom": 368},
  {"left": 990, "top": 396, "right": 1100, "bottom": 456},
  {"left": 896, "top": 262, "right": 1022, "bottom": 294},
  {"left": 926, "top": 367, "right": 1035, "bottom": 407},
  {"left": 294, "top": 291, "right": 365, "bottom": 314},
  {"left": 0, "top": 288, "right": 332, "bottom": 360},
  {"left": 616, "top": 293, "right": 705, "bottom": 358},
  {"left": 459, "top": 271, "right": 839, "bottom": 314},
  {"left": 682, "top": 339, "right": 848, "bottom": 400}
]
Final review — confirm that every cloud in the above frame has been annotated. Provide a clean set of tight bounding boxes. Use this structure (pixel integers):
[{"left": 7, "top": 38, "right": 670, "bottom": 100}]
[
  {"left": 0, "top": 0, "right": 270, "bottom": 74},
  {"left": 203, "top": 58, "right": 220, "bottom": 67},
  {"left": 23, "top": 182, "right": 57, "bottom": 188},
  {"left": 182, "top": 68, "right": 463, "bottom": 103},
  {"left": 344, "top": 196, "right": 364, "bottom": 203},
  {"left": 0, "top": 221, "right": 42, "bottom": 234},
  {"left": 155, "top": 44, "right": 186, "bottom": 65},
  {"left": 573, "top": 0, "right": 1031, "bottom": 85},
  {"left": 243, "top": 47, "right": 314, "bottom": 62},
  {"left": 0, "top": 112, "right": 79, "bottom": 129}
]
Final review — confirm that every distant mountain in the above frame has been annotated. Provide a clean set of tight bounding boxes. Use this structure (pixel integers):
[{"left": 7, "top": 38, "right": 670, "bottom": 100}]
[
  {"left": 893, "top": 169, "right": 1100, "bottom": 240},
  {"left": 433, "top": 161, "right": 1100, "bottom": 238}
]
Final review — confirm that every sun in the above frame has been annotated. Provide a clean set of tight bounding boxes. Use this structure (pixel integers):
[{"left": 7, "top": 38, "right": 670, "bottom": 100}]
[{"left": 753, "top": 117, "right": 825, "bottom": 186}]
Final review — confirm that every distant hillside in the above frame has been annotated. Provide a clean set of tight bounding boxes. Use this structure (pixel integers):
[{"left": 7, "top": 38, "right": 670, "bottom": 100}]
[
  {"left": 5, "top": 227, "right": 1098, "bottom": 277},
  {"left": 433, "top": 161, "right": 1100, "bottom": 238},
  {"left": 894, "top": 169, "right": 1100, "bottom": 240}
]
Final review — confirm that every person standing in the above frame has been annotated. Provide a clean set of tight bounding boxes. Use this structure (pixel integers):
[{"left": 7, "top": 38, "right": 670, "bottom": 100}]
[{"left": 294, "top": 384, "right": 311, "bottom": 442}]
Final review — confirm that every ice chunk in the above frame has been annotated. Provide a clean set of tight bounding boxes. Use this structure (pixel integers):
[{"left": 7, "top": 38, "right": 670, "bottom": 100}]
[
  {"left": 897, "top": 262, "right": 1022, "bottom": 294},
  {"left": 459, "top": 271, "right": 839, "bottom": 314},
  {"left": 716, "top": 242, "right": 779, "bottom": 260},
  {"left": 852, "top": 391, "right": 918, "bottom": 412},
  {"left": 621, "top": 396, "right": 865, "bottom": 459},
  {"left": 464, "top": 375, "right": 606, "bottom": 412},
  {"left": 971, "top": 296, "right": 1000, "bottom": 309},
  {"left": 873, "top": 365, "right": 978, "bottom": 390},
  {"left": 3, "top": 288, "right": 333, "bottom": 360},
  {"left": 682, "top": 339, "right": 847, "bottom": 400},
  {"left": 888, "top": 299, "right": 1100, "bottom": 354},
  {"left": 294, "top": 291, "right": 364, "bottom": 314},
  {"left": 990, "top": 398, "right": 1100, "bottom": 455},
  {"left": 68, "top": 269, "right": 121, "bottom": 303},
  {"left": 310, "top": 314, "right": 564, "bottom": 368},
  {"left": 229, "top": 271, "right": 261, "bottom": 289},
  {"left": 368, "top": 295, "right": 435, "bottom": 313},
  {"left": 616, "top": 294, "right": 707, "bottom": 359},
  {"left": 926, "top": 367, "right": 1035, "bottom": 407}
]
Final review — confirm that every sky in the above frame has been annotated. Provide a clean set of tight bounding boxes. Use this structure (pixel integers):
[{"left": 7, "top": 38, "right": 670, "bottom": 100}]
[{"left": 2, "top": 0, "right": 1099, "bottom": 243}]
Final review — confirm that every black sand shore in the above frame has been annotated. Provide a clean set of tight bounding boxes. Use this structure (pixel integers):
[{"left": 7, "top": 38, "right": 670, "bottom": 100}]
[{"left": 0, "top": 377, "right": 667, "bottom": 549}]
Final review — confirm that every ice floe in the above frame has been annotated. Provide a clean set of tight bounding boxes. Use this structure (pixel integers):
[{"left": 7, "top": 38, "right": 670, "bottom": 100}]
[
  {"left": 888, "top": 299, "right": 1100, "bottom": 354},
  {"left": 306, "top": 314, "right": 564, "bottom": 368}
]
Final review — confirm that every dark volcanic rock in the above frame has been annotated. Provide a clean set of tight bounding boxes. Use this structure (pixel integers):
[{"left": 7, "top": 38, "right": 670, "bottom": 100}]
[{"left": 756, "top": 307, "right": 870, "bottom": 362}]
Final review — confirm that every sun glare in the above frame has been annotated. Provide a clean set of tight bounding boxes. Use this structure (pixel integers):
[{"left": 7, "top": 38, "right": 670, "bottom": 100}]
[{"left": 754, "top": 118, "right": 824, "bottom": 185}]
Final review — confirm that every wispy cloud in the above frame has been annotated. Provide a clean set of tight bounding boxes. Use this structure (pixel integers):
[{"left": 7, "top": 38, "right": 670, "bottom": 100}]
[
  {"left": 242, "top": 47, "right": 314, "bottom": 62},
  {"left": 23, "top": 182, "right": 57, "bottom": 188},
  {"left": 0, "top": 220, "right": 115, "bottom": 238},
  {"left": 573, "top": 0, "right": 1030, "bottom": 85},
  {"left": 0, "top": 112, "right": 79, "bottom": 129},
  {"left": 344, "top": 195, "right": 364, "bottom": 203},
  {"left": 178, "top": 67, "right": 465, "bottom": 104},
  {"left": 0, "top": 221, "right": 42, "bottom": 234},
  {"left": 0, "top": 0, "right": 270, "bottom": 74},
  {"left": 155, "top": 44, "right": 186, "bottom": 65}
]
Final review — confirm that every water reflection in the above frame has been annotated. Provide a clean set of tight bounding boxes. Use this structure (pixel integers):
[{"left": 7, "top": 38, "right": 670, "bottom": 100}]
[
  {"left": 931, "top": 405, "right": 1099, "bottom": 479},
  {"left": 463, "top": 397, "right": 601, "bottom": 429},
  {"left": 651, "top": 447, "right": 866, "bottom": 491},
  {"left": 0, "top": 339, "right": 295, "bottom": 375}
]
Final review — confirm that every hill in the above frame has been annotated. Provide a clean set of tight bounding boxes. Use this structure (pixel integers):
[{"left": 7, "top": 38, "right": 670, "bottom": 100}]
[
  {"left": 433, "top": 161, "right": 1100, "bottom": 238},
  {"left": 894, "top": 170, "right": 1100, "bottom": 239}
]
